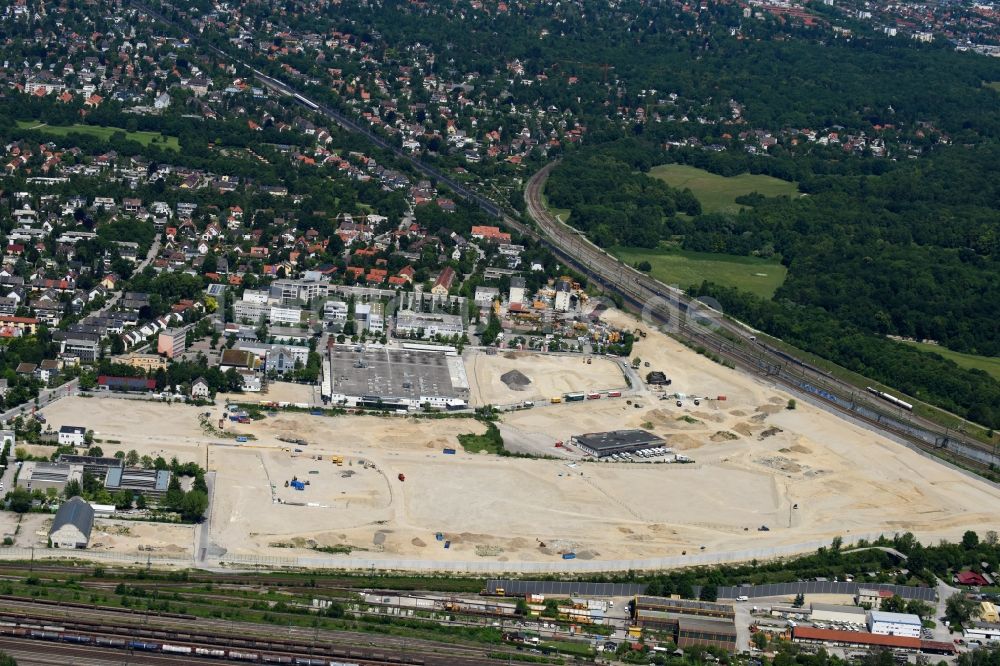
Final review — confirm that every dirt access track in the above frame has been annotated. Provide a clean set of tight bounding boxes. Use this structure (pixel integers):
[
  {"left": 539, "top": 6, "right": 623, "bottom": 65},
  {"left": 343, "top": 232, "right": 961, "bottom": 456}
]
[{"left": 39, "top": 310, "right": 1000, "bottom": 571}]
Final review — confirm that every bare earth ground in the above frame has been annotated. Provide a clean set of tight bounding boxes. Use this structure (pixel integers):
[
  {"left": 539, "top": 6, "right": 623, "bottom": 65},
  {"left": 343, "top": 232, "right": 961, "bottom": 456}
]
[
  {"left": 465, "top": 351, "right": 625, "bottom": 406},
  {"left": 36, "top": 307, "right": 1000, "bottom": 567}
]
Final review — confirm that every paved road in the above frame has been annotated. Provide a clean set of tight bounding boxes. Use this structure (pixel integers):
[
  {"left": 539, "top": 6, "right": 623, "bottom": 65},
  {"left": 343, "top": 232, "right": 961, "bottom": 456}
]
[
  {"left": 0, "top": 379, "right": 78, "bottom": 424},
  {"left": 195, "top": 471, "right": 218, "bottom": 562}
]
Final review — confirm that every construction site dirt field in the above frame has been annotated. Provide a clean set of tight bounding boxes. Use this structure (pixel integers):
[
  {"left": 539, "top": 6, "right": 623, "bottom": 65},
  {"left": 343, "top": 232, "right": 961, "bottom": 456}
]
[
  {"left": 466, "top": 351, "right": 626, "bottom": 406},
  {"left": 37, "top": 309, "right": 1000, "bottom": 568}
]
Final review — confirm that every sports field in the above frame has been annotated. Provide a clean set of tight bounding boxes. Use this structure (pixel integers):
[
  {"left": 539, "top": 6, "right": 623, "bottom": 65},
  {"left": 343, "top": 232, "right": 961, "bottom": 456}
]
[
  {"left": 609, "top": 245, "right": 788, "bottom": 298},
  {"left": 649, "top": 164, "right": 799, "bottom": 215},
  {"left": 17, "top": 121, "right": 180, "bottom": 151},
  {"left": 904, "top": 341, "right": 1000, "bottom": 381}
]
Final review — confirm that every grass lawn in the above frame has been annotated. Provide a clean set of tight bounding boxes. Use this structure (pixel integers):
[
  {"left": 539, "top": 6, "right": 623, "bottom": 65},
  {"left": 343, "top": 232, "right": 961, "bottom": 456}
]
[
  {"left": 458, "top": 423, "right": 506, "bottom": 454},
  {"left": 985, "top": 81, "right": 1000, "bottom": 92},
  {"left": 16, "top": 120, "right": 180, "bottom": 151},
  {"left": 903, "top": 341, "right": 1000, "bottom": 382},
  {"left": 609, "top": 244, "right": 788, "bottom": 298},
  {"left": 649, "top": 164, "right": 799, "bottom": 215}
]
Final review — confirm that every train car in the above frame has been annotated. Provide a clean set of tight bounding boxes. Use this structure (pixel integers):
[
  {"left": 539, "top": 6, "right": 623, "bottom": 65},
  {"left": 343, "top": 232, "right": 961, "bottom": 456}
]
[
  {"left": 262, "top": 656, "right": 294, "bottom": 664},
  {"left": 195, "top": 647, "right": 226, "bottom": 657},
  {"left": 162, "top": 644, "right": 193, "bottom": 655},
  {"left": 96, "top": 637, "right": 127, "bottom": 648},
  {"left": 227, "top": 650, "right": 261, "bottom": 661},
  {"left": 62, "top": 634, "right": 93, "bottom": 644},
  {"left": 29, "top": 630, "right": 61, "bottom": 641},
  {"left": 866, "top": 386, "right": 914, "bottom": 411},
  {"left": 293, "top": 659, "right": 326, "bottom": 666},
  {"left": 128, "top": 640, "right": 161, "bottom": 651}
]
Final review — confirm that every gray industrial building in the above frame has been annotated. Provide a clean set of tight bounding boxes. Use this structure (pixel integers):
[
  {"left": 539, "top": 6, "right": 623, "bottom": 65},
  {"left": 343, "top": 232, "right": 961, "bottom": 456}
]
[
  {"left": 570, "top": 429, "right": 665, "bottom": 458},
  {"left": 323, "top": 345, "right": 469, "bottom": 411}
]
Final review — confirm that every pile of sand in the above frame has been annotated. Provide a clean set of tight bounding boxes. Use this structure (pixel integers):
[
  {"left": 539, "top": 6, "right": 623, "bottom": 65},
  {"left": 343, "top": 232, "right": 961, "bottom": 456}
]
[{"left": 500, "top": 369, "right": 531, "bottom": 390}]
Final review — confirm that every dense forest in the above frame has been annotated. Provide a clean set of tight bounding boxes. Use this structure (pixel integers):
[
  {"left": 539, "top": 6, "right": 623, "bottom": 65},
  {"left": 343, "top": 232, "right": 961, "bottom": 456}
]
[
  {"left": 548, "top": 139, "right": 1000, "bottom": 429},
  {"left": 545, "top": 143, "right": 701, "bottom": 247}
]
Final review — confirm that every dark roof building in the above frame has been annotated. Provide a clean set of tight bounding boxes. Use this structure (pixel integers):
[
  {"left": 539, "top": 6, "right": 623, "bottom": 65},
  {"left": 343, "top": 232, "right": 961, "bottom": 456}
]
[
  {"left": 633, "top": 596, "right": 737, "bottom": 652},
  {"left": 56, "top": 454, "right": 124, "bottom": 477},
  {"left": 570, "top": 429, "right": 665, "bottom": 458},
  {"left": 105, "top": 467, "right": 171, "bottom": 499},
  {"left": 635, "top": 596, "right": 736, "bottom": 620},
  {"left": 49, "top": 497, "right": 95, "bottom": 549}
]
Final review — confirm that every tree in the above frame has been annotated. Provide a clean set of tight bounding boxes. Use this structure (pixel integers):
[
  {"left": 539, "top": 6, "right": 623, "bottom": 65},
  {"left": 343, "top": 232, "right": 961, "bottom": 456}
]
[
  {"left": 84, "top": 429, "right": 95, "bottom": 445},
  {"left": 164, "top": 474, "right": 184, "bottom": 510},
  {"left": 541, "top": 598, "right": 560, "bottom": 618},
  {"left": 987, "top": 530, "right": 998, "bottom": 546},
  {"left": 945, "top": 592, "right": 979, "bottom": 625},
  {"left": 962, "top": 530, "right": 980, "bottom": 550},
  {"left": 179, "top": 490, "right": 209, "bottom": 522},
  {"left": 699, "top": 584, "right": 718, "bottom": 602},
  {"left": 880, "top": 594, "right": 906, "bottom": 613},
  {"left": 786, "top": 399, "right": 796, "bottom": 410},
  {"left": 63, "top": 479, "right": 82, "bottom": 499},
  {"left": 905, "top": 599, "right": 933, "bottom": 618},
  {"left": 792, "top": 593, "right": 805, "bottom": 608},
  {"left": 135, "top": 494, "right": 147, "bottom": 510},
  {"left": 125, "top": 449, "right": 140, "bottom": 467},
  {"left": 752, "top": 632, "right": 769, "bottom": 650},
  {"left": 7, "top": 487, "right": 32, "bottom": 513},
  {"left": 86, "top": 445, "right": 103, "bottom": 457},
  {"left": 113, "top": 491, "right": 133, "bottom": 511},
  {"left": 114, "top": 450, "right": 125, "bottom": 460}
]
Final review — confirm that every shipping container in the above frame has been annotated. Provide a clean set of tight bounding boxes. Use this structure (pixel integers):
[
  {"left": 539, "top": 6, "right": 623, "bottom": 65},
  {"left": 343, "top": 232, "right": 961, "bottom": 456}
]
[
  {"left": 564, "top": 392, "right": 585, "bottom": 402},
  {"left": 562, "top": 552, "right": 577, "bottom": 560},
  {"left": 442, "top": 448, "right": 456, "bottom": 455},
  {"left": 607, "top": 391, "right": 622, "bottom": 398},
  {"left": 586, "top": 392, "right": 601, "bottom": 400}
]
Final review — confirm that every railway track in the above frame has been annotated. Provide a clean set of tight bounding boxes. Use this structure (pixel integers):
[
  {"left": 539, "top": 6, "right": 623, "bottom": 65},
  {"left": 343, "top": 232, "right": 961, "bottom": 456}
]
[
  {"left": 0, "top": 597, "right": 540, "bottom": 666},
  {"left": 522, "top": 163, "right": 1000, "bottom": 474},
  {"left": 124, "top": 0, "right": 999, "bottom": 473}
]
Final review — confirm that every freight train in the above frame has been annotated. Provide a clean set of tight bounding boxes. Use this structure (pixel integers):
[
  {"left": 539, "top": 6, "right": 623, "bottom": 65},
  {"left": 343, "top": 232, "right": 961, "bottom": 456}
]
[{"left": 0, "top": 621, "right": 422, "bottom": 665}]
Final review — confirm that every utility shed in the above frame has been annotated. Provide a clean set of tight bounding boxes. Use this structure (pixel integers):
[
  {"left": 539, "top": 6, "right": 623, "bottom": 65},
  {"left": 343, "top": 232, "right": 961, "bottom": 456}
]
[{"left": 49, "top": 497, "right": 95, "bottom": 549}]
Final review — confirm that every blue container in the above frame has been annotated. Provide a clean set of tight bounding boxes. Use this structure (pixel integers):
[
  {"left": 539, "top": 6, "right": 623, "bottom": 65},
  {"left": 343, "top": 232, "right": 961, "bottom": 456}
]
[
  {"left": 562, "top": 553, "right": 577, "bottom": 560},
  {"left": 442, "top": 448, "right": 456, "bottom": 455}
]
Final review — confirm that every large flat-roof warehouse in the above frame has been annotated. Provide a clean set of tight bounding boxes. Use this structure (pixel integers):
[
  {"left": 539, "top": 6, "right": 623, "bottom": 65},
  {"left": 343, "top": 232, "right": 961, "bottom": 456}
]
[
  {"left": 322, "top": 344, "right": 469, "bottom": 411},
  {"left": 571, "top": 429, "right": 664, "bottom": 458}
]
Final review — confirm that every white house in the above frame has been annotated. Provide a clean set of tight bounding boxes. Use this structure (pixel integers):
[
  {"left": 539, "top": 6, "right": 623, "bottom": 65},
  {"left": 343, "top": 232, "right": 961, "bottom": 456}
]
[
  {"left": 58, "top": 425, "right": 87, "bottom": 447},
  {"left": 190, "top": 377, "right": 210, "bottom": 398},
  {"left": 49, "top": 497, "right": 94, "bottom": 548}
]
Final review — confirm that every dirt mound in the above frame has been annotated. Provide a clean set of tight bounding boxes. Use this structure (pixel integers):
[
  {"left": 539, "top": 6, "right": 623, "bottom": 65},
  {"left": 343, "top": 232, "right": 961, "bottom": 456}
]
[
  {"left": 411, "top": 537, "right": 426, "bottom": 548},
  {"left": 666, "top": 434, "right": 703, "bottom": 450},
  {"left": 711, "top": 431, "right": 739, "bottom": 442},
  {"left": 500, "top": 369, "right": 531, "bottom": 390}
]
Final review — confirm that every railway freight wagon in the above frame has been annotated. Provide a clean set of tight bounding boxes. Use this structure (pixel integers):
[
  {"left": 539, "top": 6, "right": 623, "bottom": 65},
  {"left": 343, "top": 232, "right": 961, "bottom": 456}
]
[{"left": 0, "top": 620, "right": 416, "bottom": 665}]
